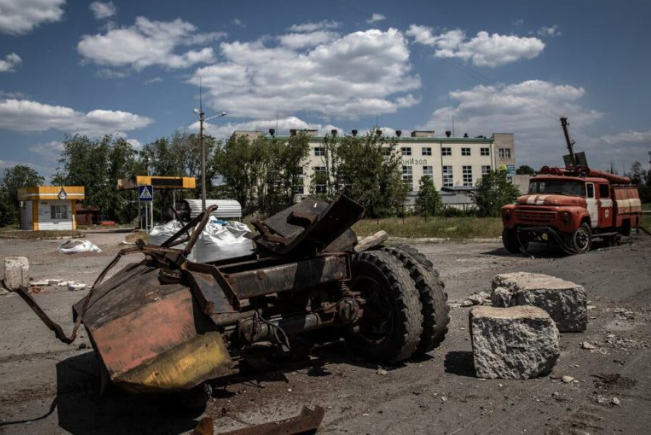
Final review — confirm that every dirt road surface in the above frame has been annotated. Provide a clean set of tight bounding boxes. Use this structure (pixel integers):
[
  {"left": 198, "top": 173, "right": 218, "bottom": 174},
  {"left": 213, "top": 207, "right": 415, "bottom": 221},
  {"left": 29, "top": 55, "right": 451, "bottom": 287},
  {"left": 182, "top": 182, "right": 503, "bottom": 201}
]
[{"left": 1, "top": 232, "right": 650, "bottom": 434}]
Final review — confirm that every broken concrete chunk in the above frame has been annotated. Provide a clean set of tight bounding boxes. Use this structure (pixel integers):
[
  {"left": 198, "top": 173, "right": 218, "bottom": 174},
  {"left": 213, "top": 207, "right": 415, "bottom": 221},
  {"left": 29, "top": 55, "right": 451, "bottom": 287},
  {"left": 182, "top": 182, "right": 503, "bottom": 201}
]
[
  {"left": 3, "top": 256, "right": 29, "bottom": 291},
  {"left": 491, "top": 272, "right": 587, "bottom": 332},
  {"left": 68, "top": 283, "right": 87, "bottom": 291},
  {"left": 470, "top": 306, "right": 560, "bottom": 380}
]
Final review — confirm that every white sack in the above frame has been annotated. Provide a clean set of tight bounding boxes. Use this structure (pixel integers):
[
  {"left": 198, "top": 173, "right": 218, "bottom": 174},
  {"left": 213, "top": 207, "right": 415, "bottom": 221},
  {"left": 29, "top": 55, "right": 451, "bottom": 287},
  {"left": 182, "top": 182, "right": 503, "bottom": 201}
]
[
  {"left": 149, "top": 220, "right": 194, "bottom": 260},
  {"left": 193, "top": 220, "right": 253, "bottom": 263},
  {"left": 58, "top": 239, "right": 102, "bottom": 254}
]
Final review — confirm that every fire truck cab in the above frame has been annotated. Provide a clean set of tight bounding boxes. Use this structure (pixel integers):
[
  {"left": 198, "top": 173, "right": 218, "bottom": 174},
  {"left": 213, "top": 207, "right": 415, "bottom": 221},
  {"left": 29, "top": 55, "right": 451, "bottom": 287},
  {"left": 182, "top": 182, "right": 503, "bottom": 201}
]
[{"left": 501, "top": 166, "right": 642, "bottom": 254}]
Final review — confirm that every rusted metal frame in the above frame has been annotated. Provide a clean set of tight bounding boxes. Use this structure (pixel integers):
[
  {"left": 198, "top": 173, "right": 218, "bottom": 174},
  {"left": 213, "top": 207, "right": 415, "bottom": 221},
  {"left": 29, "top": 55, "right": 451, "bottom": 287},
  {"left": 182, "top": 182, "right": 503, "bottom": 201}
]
[
  {"left": 15, "top": 242, "right": 186, "bottom": 345},
  {"left": 161, "top": 204, "right": 217, "bottom": 248},
  {"left": 219, "top": 253, "right": 351, "bottom": 301},
  {"left": 182, "top": 204, "right": 218, "bottom": 256},
  {"left": 184, "top": 261, "right": 241, "bottom": 311},
  {"left": 215, "top": 405, "right": 325, "bottom": 435}
]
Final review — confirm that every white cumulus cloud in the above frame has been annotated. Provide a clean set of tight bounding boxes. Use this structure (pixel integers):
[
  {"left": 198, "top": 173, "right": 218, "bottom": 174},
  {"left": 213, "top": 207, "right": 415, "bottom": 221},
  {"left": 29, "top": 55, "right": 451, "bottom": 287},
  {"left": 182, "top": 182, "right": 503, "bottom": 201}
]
[
  {"left": 287, "top": 20, "right": 341, "bottom": 33},
  {"left": 278, "top": 30, "right": 340, "bottom": 49},
  {"left": 0, "top": 98, "right": 154, "bottom": 136},
  {"left": 538, "top": 25, "right": 561, "bottom": 37},
  {"left": 0, "top": 53, "right": 22, "bottom": 72},
  {"left": 29, "top": 140, "right": 64, "bottom": 161},
  {"left": 0, "top": 0, "right": 65, "bottom": 35},
  {"left": 89, "top": 1, "right": 116, "bottom": 20},
  {"left": 418, "top": 80, "right": 610, "bottom": 168},
  {"left": 367, "top": 13, "right": 386, "bottom": 24},
  {"left": 602, "top": 130, "right": 651, "bottom": 145},
  {"left": 190, "top": 28, "right": 421, "bottom": 119},
  {"left": 77, "top": 17, "right": 225, "bottom": 70},
  {"left": 407, "top": 25, "right": 545, "bottom": 67}
]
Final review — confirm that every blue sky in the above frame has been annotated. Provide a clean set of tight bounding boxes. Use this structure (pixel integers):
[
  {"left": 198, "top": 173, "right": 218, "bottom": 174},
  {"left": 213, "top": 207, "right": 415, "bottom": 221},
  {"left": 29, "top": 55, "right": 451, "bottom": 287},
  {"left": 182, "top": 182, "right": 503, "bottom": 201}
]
[{"left": 1, "top": 0, "right": 650, "bottom": 180}]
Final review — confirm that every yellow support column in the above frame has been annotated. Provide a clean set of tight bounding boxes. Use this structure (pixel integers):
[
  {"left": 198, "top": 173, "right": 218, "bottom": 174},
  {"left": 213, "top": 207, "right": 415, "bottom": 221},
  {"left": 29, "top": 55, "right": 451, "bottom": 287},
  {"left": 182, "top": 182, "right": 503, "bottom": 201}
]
[{"left": 32, "top": 200, "right": 39, "bottom": 231}]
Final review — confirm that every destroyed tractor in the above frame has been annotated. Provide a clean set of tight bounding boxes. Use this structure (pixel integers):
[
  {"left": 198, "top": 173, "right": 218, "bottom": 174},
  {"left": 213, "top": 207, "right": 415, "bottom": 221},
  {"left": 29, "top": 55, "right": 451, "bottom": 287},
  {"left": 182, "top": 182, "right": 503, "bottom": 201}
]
[
  {"left": 17, "top": 194, "right": 449, "bottom": 400},
  {"left": 502, "top": 117, "right": 642, "bottom": 255}
]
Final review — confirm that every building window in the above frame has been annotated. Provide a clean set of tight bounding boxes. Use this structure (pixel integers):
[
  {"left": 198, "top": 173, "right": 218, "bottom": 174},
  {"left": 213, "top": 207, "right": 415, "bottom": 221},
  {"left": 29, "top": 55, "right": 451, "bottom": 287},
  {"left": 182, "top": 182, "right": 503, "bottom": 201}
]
[
  {"left": 51, "top": 205, "right": 68, "bottom": 220},
  {"left": 462, "top": 147, "right": 471, "bottom": 156},
  {"left": 481, "top": 147, "right": 490, "bottom": 156},
  {"left": 313, "top": 166, "right": 326, "bottom": 194},
  {"left": 381, "top": 147, "right": 392, "bottom": 156},
  {"left": 499, "top": 148, "right": 511, "bottom": 158},
  {"left": 443, "top": 166, "right": 453, "bottom": 187},
  {"left": 463, "top": 166, "right": 473, "bottom": 187},
  {"left": 401, "top": 147, "right": 412, "bottom": 156},
  {"left": 314, "top": 147, "right": 325, "bottom": 156},
  {"left": 423, "top": 166, "right": 433, "bottom": 178},
  {"left": 482, "top": 165, "right": 491, "bottom": 175},
  {"left": 402, "top": 166, "right": 413, "bottom": 190},
  {"left": 294, "top": 169, "right": 305, "bottom": 194},
  {"left": 442, "top": 147, "right": 451, "bottom": 156},
  {"left": 422, "top": 147, "right": 432, "bottom": 156}
]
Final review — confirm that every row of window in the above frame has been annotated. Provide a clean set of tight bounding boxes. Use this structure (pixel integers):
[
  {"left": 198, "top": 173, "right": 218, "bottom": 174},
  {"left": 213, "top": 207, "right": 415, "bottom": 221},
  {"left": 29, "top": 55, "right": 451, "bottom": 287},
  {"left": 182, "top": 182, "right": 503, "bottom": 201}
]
[
  {"left": 309, "top": 164, "right": 493, "bottom": 192},
  {"left": 313, "top": 146, "right": 511, "bottom": 157},
  {"left": 402, "top": 165, "right": 492, "bottom": 189}
]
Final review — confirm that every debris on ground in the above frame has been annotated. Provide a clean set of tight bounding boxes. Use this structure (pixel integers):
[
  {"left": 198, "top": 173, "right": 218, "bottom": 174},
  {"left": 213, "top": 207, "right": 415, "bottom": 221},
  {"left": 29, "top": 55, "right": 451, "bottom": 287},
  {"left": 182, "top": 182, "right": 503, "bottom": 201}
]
[
  {"left": 3, "top": 256, "right": 29, "bottom": 291},
  {"left": 561, "top": 375, "right": 575, "bottom": 383},
  {"left": 470, "top": 305, "right": 560, "bottom": 379},
  {"left": 58, "top": 239, "right": 102, "bottom": 254},
  {"left": 582, "top": 341, "right": 597, "bottom": 350},
  {"left": 491, "top": 272, "right": 587, "bottom": 332}
]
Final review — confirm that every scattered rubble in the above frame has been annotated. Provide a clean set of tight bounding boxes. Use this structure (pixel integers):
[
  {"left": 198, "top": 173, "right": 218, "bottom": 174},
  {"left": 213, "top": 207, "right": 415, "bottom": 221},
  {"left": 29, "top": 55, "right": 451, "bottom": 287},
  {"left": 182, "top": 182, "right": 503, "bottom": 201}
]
[
  {"left": 460, "top": 291, "right": 491, "bottom": 307},
  {"left": 561, "top": 375, "right": 575, "bottom": 383},
  {"left": 491, "top": 272, "right": 587, "bottom": 332},
  {"left": 582, "top": 341, "right": 597, "bottom": 350},
  {"left": 3, "top": 256, "right": 29, "bottom": 290},
  {"left": 470, "top": 305, "right": 560, "bottom": 379}
]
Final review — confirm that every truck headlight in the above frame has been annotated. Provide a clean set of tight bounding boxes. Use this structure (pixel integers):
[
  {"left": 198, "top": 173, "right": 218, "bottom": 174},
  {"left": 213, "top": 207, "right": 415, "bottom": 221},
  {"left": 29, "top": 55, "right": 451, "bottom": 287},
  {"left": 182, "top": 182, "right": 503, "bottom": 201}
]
[{"left": 562, "top": 212, "right": 570, "bottom": 225}]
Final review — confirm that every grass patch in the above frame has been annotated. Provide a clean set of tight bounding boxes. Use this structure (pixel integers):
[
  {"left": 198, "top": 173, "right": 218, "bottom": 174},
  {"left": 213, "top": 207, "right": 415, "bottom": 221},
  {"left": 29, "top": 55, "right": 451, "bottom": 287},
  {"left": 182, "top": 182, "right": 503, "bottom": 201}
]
[
  {"left": 0, "top": 230, "right": 83, "bottom": 239},
  {"left": 353, "top": 216, "right": 503, "bottom": 239}
]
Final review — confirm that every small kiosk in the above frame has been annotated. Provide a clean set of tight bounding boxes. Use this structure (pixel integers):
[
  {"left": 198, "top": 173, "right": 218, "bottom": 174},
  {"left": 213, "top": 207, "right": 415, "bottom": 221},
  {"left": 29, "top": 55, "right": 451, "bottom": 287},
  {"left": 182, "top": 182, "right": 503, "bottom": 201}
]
[{"left": 18, "top": 186, "right": 85, "bottom": 231}]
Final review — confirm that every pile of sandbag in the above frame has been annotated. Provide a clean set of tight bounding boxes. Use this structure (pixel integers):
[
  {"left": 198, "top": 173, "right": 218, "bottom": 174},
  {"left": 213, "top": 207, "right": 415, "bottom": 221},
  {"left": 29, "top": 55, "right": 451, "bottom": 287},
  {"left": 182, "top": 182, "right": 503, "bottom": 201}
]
[
  {"left": 149, "top": 218, "right": 253, "bottom": 263},
  {"left": 58, "top": 239, "right": 102, "bottom": 254}
]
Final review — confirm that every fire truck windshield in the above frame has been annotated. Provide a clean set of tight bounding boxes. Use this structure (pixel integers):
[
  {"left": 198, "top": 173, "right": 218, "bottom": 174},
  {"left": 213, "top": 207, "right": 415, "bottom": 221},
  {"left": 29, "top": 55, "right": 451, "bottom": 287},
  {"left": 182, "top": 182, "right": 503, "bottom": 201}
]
[{"left": 528, "top": 179, "right": 585, "bottom": 196}]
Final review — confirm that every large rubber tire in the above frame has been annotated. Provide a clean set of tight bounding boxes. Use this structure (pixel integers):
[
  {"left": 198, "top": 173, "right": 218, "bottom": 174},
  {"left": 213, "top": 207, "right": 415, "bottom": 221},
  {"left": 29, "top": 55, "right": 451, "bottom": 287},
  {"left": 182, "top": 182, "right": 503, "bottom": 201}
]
[
  {"left": 502, "top": 228, "right": 525, "bottom": 254},
  {"left": 348, "top": 250, "right": 423, "bottom": 363},
  {"left": 571, "top": 222, "right": 592, "bottom": 254},
  {"left": 382, "top": 245, "right": 449, "bottom": 354}
]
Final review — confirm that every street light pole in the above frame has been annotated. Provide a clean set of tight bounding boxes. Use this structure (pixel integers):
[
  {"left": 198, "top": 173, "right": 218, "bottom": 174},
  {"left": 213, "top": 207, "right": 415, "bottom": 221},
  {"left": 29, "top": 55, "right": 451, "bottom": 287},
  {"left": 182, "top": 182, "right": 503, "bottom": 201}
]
[{"left": 200, "top": 108, "right": 206, "bottom": 212}]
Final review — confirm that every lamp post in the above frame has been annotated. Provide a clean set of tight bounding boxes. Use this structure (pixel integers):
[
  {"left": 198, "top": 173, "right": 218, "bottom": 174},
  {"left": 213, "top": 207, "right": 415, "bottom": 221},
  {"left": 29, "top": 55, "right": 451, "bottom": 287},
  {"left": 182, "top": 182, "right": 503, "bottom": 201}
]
[{"left": 195, "top": 109, "right": 226, "bottom": 211}]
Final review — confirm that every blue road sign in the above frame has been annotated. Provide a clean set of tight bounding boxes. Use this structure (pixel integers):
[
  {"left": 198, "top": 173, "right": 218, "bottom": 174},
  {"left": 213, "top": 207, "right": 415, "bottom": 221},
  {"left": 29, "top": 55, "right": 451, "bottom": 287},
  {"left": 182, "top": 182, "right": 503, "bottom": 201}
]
[{"left": 138, "top": 185, "right": 153, "bottom": 201}]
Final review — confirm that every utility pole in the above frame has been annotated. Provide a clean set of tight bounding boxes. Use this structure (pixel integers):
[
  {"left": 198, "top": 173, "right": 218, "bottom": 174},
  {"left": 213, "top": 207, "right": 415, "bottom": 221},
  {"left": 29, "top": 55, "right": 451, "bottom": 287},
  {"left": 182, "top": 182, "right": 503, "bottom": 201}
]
[{"left": 200, "top": 108, "right": 206, "bottom": 212}]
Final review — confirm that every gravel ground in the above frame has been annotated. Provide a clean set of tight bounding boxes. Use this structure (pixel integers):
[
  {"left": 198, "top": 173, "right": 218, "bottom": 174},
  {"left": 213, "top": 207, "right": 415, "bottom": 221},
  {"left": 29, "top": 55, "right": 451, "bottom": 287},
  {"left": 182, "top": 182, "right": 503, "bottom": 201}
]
[{"left": 0, "top": 232, "right": 650, "bottom": 434}]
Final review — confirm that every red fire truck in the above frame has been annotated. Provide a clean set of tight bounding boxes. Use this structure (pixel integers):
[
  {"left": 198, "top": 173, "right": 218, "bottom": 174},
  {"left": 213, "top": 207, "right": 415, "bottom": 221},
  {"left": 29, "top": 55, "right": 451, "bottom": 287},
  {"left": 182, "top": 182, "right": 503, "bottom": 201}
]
[{"left": 501, "top": 118, "right": 642, "bottom": 254}]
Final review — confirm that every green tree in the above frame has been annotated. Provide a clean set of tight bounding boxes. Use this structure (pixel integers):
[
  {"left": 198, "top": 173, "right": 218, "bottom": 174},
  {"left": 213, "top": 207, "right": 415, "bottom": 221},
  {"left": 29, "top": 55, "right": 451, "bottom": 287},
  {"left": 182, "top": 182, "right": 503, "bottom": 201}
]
[
  {"left": 53, "top": 135, "right": 139, "bottom": 223},
  {"left": 516, "top": 165, "right": 536, "bottom": 175},
  {"left": 214, "top": 133, "right": 309, "bottom": 215},
  {"left": 0, "top": 165, "right": 45, "bottom": 226},
  {"left": 471, "top": 169, "right": 520, "bottom": 217},
  {"left": 311, "top": 129, "right": 407, "bottom": 218},
  {"left": 415, "top": 175, "right": 442, "bottom": 217}
]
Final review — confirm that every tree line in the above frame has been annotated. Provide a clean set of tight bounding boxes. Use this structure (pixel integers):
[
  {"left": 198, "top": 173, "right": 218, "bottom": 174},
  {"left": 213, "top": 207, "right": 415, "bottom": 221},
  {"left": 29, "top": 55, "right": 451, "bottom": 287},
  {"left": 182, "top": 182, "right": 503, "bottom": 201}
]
[{"left": 11, "top": 130, "right": 647, "bottom": 227}]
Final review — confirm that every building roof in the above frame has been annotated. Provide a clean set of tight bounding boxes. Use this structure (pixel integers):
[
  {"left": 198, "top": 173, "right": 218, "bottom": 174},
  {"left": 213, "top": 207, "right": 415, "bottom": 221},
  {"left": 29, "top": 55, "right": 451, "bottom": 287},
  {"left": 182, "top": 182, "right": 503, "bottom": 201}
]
[{"left": 17, "top": 186, "right": 84, "bottom": 201}]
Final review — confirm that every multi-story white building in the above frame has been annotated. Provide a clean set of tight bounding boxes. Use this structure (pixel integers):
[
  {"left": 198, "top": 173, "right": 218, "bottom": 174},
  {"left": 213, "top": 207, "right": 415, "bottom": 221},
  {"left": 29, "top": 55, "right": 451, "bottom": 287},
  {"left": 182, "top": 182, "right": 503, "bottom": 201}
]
[{"left": 231, "top": 129, "right": 516, "bottom": 207}]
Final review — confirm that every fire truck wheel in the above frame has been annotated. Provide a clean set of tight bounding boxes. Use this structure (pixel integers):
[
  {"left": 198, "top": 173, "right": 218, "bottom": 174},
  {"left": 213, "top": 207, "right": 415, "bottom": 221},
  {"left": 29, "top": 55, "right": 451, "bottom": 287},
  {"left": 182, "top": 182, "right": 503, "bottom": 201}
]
[
  {"left": 348, "top": 250, "right": 424, "bottom": 363},
  {"left": 502, "top": 228, "right": 525, "bottom": 254},
  {"left": 571, "top": 222, "right": 592, "bottom": 254},
  {"left": 382, "top": 246, "right": 449, "bottom": 354}
]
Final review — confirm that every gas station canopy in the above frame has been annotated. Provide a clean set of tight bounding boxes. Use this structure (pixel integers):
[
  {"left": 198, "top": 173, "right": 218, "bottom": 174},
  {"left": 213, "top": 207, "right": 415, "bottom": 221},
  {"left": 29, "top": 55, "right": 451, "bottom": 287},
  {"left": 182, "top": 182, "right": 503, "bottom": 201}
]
[{"left": 117, "top": 176, "right": 196, "bottom": 190}]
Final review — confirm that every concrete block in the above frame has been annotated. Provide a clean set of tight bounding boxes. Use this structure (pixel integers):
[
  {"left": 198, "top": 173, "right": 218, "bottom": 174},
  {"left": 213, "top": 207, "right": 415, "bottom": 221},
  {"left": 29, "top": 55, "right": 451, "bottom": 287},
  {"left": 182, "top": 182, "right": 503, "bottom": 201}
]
[
  {"left": 491, "top": 272, "right": 587, "bottom": 332},
  {"left": 470, "top": 306, "right": 560, "bottom": 379},
  {"left": 3, "top": 256, "right": 29, "bottom": 291}
]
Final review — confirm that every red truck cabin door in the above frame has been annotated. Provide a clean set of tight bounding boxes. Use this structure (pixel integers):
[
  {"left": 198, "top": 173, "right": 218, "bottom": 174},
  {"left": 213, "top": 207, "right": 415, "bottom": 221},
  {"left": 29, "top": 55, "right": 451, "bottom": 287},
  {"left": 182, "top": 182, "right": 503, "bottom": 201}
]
[
  {"left": 586, "top": 183, "right": 599, "bottom": 227},
  {"left": 597, "top": 183, "right": 613, "bottom": 228}
]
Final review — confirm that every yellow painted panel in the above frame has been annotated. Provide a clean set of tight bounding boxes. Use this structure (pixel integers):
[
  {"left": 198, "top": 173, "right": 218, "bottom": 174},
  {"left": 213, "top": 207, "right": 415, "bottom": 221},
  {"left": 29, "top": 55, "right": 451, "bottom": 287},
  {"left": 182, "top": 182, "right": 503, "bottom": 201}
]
[
  {"left": 116, "top": 332, "right": 231, "bottom": 393},
  {"left": 18, "top": 186, "right": 85, "bottom": 200},
  {"left": 32, "top": 200, "right": 39, "bottom": 230}
]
